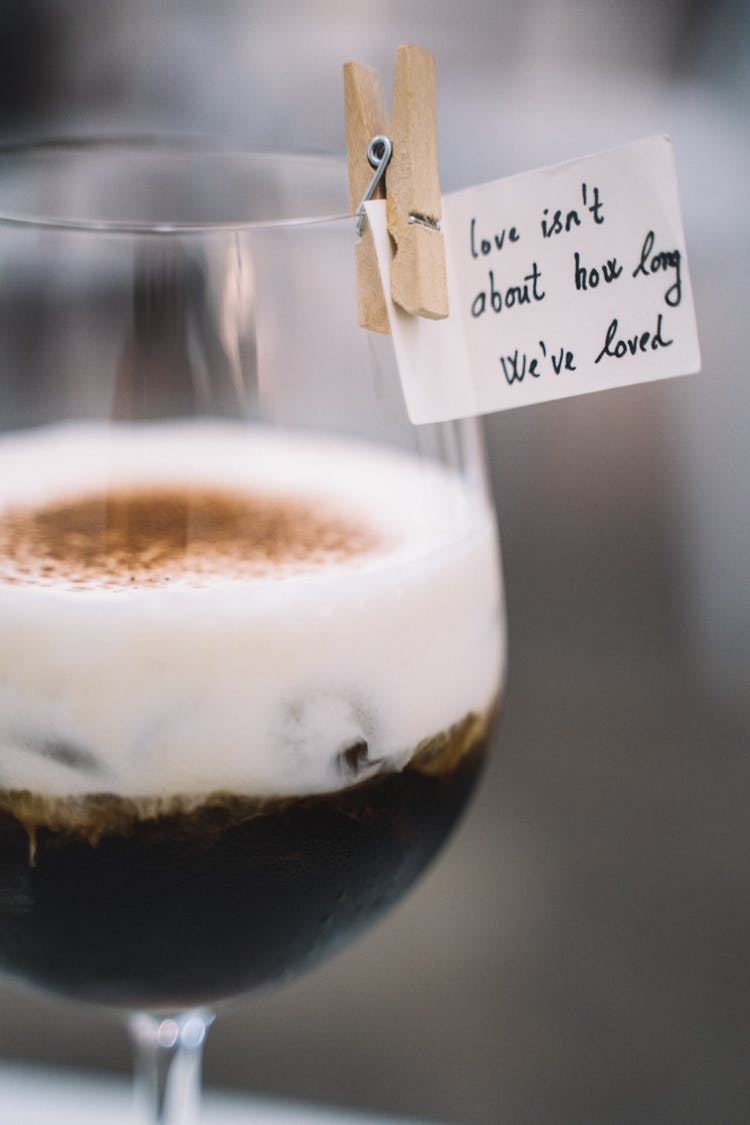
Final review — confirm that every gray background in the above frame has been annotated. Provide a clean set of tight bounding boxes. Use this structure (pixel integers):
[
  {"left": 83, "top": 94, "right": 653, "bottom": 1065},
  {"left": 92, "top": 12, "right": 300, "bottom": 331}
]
[{"left": 0, "top": 3, "right": 748, "bottom": 1122}]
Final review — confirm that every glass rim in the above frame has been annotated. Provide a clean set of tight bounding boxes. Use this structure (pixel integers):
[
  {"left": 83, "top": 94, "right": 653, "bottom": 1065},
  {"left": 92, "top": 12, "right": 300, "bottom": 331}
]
[{"left": 0, "top": 134, "right": 354, "bottom": 234}]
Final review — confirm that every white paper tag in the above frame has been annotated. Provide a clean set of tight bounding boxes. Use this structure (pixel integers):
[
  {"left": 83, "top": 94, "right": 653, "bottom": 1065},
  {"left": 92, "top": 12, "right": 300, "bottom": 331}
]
[{"left": 367, "top": 136, "right": 701, "bottom": 425}]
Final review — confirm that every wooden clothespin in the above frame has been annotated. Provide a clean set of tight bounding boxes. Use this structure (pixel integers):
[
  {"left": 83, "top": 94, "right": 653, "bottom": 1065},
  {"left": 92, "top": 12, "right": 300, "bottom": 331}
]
[{"left": 343, "top": 45, "right": 449, "bottom": 334}]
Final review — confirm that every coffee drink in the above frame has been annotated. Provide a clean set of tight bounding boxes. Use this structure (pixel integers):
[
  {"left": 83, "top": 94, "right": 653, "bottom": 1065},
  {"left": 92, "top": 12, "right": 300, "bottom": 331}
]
[{"left": 0, "top": 422, "right": 504, "bottom": 1008}]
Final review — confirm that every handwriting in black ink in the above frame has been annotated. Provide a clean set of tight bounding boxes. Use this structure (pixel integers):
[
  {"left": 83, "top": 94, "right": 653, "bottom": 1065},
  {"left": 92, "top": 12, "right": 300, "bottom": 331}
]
[
  {"left": 500, "top": 339, "right": 577, "bottom": 385},
  {"left": 540, "top": 182, "right": 605, "bottom": 239},
  {"left": 549, "top": 346, "right": 577, "bottom": 374},
  {"left": 574, "top": 251, "right": 623, "bottom": 291},
  {"left": 471, "top": 263, "right": 545, "bottom": 318},
  {"left": 594, "top": 313, "right": 673, "bottom": 364},
  {"left": 499, "top": 350, "right": 539, "bottom": 384},
  {"left": 470, "top": 217, "right": 520, "bottom": 259},
  {"left": 631, "top": 230, "right": 682, "bottom": 307}
]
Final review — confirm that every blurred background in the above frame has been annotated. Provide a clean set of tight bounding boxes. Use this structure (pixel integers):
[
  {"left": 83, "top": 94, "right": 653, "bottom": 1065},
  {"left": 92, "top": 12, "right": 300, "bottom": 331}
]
[{"left": 0, "top": 2, "right": 748, "bottom": 1122}]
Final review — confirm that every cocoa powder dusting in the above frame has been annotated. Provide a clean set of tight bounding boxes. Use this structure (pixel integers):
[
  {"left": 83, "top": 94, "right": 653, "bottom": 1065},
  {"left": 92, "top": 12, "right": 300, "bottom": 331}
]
[{"left": 0, "top": 486, "right": 379, "bottom": 588}]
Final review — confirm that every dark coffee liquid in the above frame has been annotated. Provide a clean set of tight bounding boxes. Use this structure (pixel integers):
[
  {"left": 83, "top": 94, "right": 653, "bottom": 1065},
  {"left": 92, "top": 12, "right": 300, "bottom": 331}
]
[{"left": 0, "top": 716, "right": 490, "bottom": 1010}]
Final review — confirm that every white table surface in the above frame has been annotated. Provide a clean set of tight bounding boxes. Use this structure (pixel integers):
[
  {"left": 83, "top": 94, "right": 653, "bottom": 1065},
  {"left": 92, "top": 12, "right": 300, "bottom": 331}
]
[{"left": 0, "top": 1062, "right": 436, "bottom": 1124}]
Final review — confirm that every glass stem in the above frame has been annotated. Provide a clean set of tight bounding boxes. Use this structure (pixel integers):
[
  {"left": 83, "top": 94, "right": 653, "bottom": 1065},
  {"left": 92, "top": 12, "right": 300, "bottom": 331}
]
[{"left": 129, "top": 1009, "right": 214, "bottom": 1125}]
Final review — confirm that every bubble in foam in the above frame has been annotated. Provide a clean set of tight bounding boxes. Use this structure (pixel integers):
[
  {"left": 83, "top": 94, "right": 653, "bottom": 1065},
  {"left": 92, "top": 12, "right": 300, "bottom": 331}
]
[
  {"left": 9, "top": 733, "right": 106, "bottom": 777},
  {"left": 277, "top": 692, "right": 381, "bottom": 783}
]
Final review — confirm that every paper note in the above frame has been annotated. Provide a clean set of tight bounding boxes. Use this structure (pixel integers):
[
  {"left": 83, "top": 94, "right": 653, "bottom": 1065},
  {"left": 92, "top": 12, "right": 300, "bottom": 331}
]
[{"left": 367, "top": 136, "right": 700, "bottom": 425}]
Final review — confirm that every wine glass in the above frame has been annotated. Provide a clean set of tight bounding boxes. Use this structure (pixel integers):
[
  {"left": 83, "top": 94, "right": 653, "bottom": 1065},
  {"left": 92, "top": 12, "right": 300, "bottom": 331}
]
[{"left": 0, "top": 139, "right": 506, "bottom": 1123}]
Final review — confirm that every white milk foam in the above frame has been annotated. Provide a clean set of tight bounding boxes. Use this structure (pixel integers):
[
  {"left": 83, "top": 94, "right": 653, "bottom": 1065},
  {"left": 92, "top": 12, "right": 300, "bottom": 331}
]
[{"left": 0, "top": 422, "right": 505, "bottom": 800}]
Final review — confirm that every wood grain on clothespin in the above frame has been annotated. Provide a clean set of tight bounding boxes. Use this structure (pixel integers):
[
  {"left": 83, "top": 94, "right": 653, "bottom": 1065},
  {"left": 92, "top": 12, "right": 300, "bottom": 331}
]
[
  {"left": 343, "top": 45, "right": 448, "bottom": 333},
  {"left": 387, "top": 45, "right": 448, "bottom": 320},
  {"left": 343, "top": 61, "right": 390, "bottom": 334}
]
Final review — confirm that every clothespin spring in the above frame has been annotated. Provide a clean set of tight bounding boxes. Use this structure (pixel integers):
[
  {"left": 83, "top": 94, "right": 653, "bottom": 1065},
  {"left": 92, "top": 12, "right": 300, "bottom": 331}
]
[
  {"left": 408, "top": 213, "right": 441, "bottom": 231},
  {"left": 355, "top": 135, "right": 442, "bottom": 238},
  {"left": 355, "top": 135, "right": 392, "bottom": 237}
]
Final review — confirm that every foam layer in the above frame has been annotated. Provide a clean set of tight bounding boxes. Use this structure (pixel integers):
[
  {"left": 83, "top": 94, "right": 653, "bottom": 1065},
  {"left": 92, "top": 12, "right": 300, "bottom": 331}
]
[{"left": 0, "top": 422, "right": 505, "bottom": 800}]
